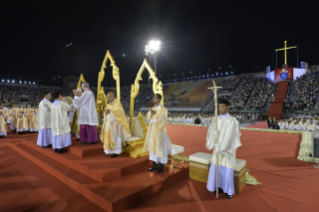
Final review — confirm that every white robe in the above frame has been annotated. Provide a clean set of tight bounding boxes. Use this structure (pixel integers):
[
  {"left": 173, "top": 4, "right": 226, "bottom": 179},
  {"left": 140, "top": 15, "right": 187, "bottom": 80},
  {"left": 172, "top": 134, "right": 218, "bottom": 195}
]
[
  {"left": 149, "top": 116, "right": 175, "bottom": 164},
  {"left": 104, "top": 112, "right": 123, "bottom": 154},
  {"left": 206, "top": 113, "right": 242, "bottom": 169},
  {"left": 73, "top": 89, "right": 98, "bottom": 126},
  {"left": 51, "top": 100, "right": 71, "bottom": 136},
  {"left": 38, "top": 99, "right": 52, "bottom": 130},
  {"left": 69, "top": 104, "right": 75, "bottom": 124}
]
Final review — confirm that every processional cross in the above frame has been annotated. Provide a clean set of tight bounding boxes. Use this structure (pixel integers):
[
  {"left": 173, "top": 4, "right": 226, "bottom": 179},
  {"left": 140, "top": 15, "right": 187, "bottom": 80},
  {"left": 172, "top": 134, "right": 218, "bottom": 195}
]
[
  {"left": 275, "top": 40, "right": 297, "bottom": 66},
  {"left": 207, "top": 80, "right": 222, "bottom": 198}
]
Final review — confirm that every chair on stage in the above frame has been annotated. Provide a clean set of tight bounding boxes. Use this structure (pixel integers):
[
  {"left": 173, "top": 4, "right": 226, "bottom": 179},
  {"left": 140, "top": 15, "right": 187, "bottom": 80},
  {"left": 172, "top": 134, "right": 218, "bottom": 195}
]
[{"left": 124, "top": 112, "right": 149, "bottom": 158}]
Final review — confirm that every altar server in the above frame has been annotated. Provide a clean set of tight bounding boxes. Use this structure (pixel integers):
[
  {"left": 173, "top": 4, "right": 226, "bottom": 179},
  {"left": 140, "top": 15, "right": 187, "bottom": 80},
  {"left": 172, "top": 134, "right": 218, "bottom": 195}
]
[
  {"left": 100, "top": 92, "right": 131, "bottom": 158},
  {"left": 37, "top": 91, "right": 53, "bottom": 148},
  {"left": 143, "top": 94, "right": 175, "bottom": 173},
  {"left": 73, "top": 82, "right": 99, "bottom": 144},
  {"left": 51, "top": 90, "right": 72, "bottom": 153},
  {"left": 206, "top": 98, "right": 242, "bottom": 199}
]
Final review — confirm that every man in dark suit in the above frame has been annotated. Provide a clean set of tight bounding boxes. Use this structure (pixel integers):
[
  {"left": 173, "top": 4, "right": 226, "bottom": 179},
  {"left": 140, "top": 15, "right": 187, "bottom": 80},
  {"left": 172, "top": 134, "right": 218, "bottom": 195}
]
[{"left": 267, "top": 116, "right": 273, "bottom": 129}]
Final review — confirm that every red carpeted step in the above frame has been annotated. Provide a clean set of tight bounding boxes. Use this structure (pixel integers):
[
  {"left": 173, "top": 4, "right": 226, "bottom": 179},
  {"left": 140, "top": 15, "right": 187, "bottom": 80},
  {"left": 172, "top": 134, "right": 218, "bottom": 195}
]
[
  {"left": 9, "top": 141, "right": 189, "bottom": 212},
  {"left": 21, "top": 139, "right": 150, "bottom": 183},
  {"left": 268, "top": 81, "right": 288, "bottom": 120}
]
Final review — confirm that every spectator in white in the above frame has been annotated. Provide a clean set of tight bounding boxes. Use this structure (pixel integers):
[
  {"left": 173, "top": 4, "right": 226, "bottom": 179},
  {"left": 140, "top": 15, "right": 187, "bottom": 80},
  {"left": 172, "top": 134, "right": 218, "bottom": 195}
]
[{"left": 73, "top": 82, "right": 99, "bottom": 144}]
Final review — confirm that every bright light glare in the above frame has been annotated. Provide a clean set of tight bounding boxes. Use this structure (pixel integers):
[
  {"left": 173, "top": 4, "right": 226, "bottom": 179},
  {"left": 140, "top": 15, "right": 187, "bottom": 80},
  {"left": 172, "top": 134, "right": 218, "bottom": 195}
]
[
  {"left": 12, "top": 80, "right": 15, "bottom": 83},
  {"left": 145, "top": 40, "right": 161, "bottom": 55}
]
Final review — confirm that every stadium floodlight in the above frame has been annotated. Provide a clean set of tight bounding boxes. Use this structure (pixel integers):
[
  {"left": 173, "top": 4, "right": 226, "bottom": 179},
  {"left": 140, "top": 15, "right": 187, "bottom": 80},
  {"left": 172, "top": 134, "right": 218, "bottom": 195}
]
[
  {"left": 7, "top": 80, "right": 10, "bottom": 83},
  {"left": 145, "top": 40, "right": 161, "bottom": 55},
  {"left": 12, "top": 80, "right": 15, "bottom": 83}
]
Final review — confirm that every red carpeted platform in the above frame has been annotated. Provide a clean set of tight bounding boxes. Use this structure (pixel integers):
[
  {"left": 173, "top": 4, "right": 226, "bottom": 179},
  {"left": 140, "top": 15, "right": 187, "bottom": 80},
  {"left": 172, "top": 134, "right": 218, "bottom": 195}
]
[
  {"left": 5, "top": 132, "right": 188, "bottom": 212},
  {"left": 246, "top": 121, "right": 268, "bottom": 129},
  {"left": 268, "top": 81, "right": 288, "bottom": 120},
  {"left": 2, "top": 124, "right": 319, "bottom": 212}
]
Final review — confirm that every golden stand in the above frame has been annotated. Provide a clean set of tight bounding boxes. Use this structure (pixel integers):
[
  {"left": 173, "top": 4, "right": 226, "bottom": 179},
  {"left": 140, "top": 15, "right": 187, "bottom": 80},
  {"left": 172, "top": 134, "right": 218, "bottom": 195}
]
[
  {"left": 125, "top": 59, "right": 164, "bottom": 158},
  {"left": 96, "top": 50, "right": 120, "bottom": 133},
  {"left": 75, "top": 50, "right": 120, "bottom": 134},
  {"left": 123, "top": 112, "right": 149, "bottom": 158}
]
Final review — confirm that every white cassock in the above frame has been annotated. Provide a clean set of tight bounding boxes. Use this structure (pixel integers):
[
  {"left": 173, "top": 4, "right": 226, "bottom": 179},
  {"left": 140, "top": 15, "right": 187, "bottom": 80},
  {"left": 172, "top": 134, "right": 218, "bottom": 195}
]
[
  {"left": 69, "top": 104, "right": 76, "bottom": 124},
  {"left": 205, "top": 113, "right": 242, "bottom": 196},
  {"left": 149, "top": 115, "right": 175, "bottom": 163},
  {"left": 307, "top": 124, "right": 315, "bottom": 131},
  {"left": 51, "top": 100, "right": 72, "bottom": 149},
  {"left": 73, "top": 89, "right": 98, "bottom": 126},
  {"left": 104, "top": 112, "right": 123, "bottom": 154},
  {"left": 37, "top": 99, "right": 53, "bottom": 147}
]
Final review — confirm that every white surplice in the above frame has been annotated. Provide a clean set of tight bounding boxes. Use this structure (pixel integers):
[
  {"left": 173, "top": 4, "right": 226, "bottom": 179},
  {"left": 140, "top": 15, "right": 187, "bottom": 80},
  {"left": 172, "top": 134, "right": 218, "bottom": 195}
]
[
  {"left": 148, "top": 105, "right": 175, "bottom": 164},
  {"left": 73, "top": 89, "right": 98, "bottom": 126}
]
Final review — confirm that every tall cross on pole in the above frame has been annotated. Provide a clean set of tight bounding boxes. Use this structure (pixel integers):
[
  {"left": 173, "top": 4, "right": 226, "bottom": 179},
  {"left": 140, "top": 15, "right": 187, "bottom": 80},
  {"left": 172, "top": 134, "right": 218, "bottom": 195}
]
[
  {"left": 275, "top": 40, "right": 297, "bottom": 66},
  {"left": 207, "top": 80, "right": 222, "bottom": 198}
]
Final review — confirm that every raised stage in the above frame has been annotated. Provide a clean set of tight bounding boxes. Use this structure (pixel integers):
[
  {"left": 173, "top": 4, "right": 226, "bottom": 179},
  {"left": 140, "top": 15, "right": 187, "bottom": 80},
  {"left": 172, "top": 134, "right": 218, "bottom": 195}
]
[{"left": 1, "top": 124, "right": 319, "bottom": 212}]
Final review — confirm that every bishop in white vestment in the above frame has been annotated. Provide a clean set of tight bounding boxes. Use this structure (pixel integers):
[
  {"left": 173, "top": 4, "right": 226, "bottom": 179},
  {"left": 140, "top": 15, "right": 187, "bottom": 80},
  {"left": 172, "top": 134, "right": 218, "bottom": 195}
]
[
  {"left": 51, "top": 90, "right": 72, "bottom": 153},
  {"left": 37, "top": 91, "right": 54, "bottom": 148},
  {"left": 206, "top": 98, "right": 242, "bottom": 199},
  {"left": 73, "top": 82, "right": 99, "bottom": 144},
  {"left": 143, "top": 94, "right": 175, "bottom": 173}
]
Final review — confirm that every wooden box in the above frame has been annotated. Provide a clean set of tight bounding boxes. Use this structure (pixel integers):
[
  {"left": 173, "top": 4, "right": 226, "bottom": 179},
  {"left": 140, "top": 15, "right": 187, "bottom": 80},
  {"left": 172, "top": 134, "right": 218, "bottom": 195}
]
[{"left": 189, "top": 152, "right": 246, "bottom": 193}]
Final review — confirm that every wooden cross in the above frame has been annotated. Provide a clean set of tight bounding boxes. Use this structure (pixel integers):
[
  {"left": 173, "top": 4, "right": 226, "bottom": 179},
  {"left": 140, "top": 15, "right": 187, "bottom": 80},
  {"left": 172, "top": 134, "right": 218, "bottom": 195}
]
[
  {"left": 207, "top": 80, "right": 222, "bottom": 198},
  {"left": 275, "top": 40, "right": 297, "bottom": 66}
]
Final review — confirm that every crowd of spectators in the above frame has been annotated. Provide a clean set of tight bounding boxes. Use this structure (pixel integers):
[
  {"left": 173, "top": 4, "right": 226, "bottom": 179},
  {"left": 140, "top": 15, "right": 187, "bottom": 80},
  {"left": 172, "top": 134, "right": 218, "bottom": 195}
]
[
  {"left": 0, "top": 85, "right": 71, "bottom": 107},
  {"left": 246, "top": 78, "right": 273, "bottom": 109},
  {"left": 292, "top": 72, "right": 319, "bottom": 110},
  {"left": 223, "top": 77, "right": 240, "bottom": 91},
  {"left": 230, "top": 76, "right": 256, "bottom": 110}
]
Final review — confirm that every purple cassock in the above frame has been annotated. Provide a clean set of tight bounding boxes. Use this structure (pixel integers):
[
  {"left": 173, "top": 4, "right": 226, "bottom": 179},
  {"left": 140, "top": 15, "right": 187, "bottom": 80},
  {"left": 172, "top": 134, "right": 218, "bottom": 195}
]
[{"left": 73, "top": 88, "right": 99, "bottom": 143}]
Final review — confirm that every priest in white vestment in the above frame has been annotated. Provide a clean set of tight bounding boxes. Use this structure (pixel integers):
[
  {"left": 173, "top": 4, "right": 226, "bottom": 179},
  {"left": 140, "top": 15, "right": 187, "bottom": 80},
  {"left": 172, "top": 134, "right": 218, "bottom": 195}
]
[
  {"left": 51, "top": 90, "right": 72, "bottom": 154},
  {"left": 0, "top": 103, "right": 8, "bottom": 138},
  {"left": 73, "top": 82, "right": 99, "bottom": 144},
  {"left": 8, "top": 104, "right": 18, "bottom": 132},
  {"left": 143, "top": 94, "right": 175, "bottom": 173},
  {"left": 206, "top": 98, "right": 242, "bottom": 199},
  {"left": 37, "top": 91, "right": 54, "bottom": 148},
  {"left": 100, "top": 92, "right": 131, "bottom": 158}
]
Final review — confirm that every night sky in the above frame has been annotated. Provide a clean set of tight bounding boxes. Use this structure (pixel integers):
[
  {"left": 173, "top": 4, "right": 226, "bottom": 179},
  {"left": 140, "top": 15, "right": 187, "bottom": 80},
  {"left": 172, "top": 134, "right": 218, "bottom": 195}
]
[{"left": 1, "top": 0, "right": 319, "bottom": 87}]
